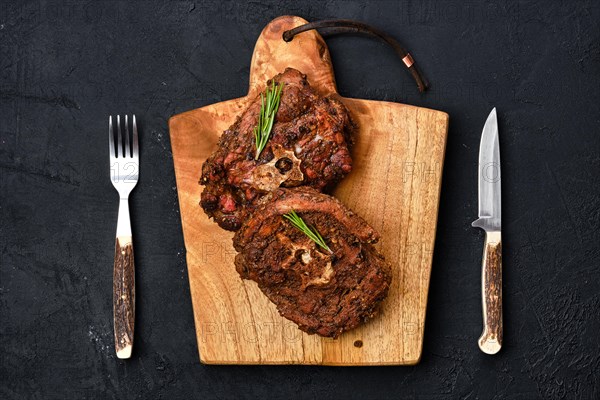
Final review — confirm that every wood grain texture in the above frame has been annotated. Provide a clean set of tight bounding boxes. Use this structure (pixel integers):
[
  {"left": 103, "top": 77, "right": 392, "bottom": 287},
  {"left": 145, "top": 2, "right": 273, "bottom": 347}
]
[
  {"left": 168, "top": 15, "right": 449, "bottom": 365},
  {"left": 113, "top": 236, "right": 135, "bottom": 359},
  {"left": 478, "top": 231, "right": 503, "bottom": 354}
]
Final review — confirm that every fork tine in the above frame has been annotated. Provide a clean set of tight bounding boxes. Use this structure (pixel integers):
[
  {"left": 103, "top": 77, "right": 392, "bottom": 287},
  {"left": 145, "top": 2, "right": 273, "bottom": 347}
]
[
  {"left": 109, "top": 115, "right": 115, "bottom": 158},
  {"left": 124, "top": 115, "right": 130, "bottom": 158},
  {"left": 132, "top": 114, "right": 139, "bottom": 159},
  {"left": 116, "top": 115, "right": 122, "bottom": 157}
]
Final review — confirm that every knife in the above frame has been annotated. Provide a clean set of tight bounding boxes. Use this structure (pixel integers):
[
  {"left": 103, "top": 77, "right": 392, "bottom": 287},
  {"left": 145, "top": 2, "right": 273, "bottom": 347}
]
[{"left": 472, "top": 108, "right": 503, "bottom": 354}]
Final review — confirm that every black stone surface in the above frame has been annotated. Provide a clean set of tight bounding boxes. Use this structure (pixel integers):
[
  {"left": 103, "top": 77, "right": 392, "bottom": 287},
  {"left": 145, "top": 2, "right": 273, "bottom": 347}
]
[{"left": 1, "top": 1, "right": 599, "bottom": 399}]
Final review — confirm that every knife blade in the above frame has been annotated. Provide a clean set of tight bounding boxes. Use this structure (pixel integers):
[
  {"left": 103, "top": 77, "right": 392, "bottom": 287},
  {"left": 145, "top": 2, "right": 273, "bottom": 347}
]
[{"left": 472, "top": 108, "right": 503, "bottom": 354}]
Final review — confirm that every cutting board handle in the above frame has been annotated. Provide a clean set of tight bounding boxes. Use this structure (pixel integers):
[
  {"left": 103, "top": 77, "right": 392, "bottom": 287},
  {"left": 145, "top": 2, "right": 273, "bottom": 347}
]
[
  {"left": 282, "top": 19, "right": 429, "bottom": 93},
  {"left": 247, "top": 16, "right": 338, "bottom": 98}
]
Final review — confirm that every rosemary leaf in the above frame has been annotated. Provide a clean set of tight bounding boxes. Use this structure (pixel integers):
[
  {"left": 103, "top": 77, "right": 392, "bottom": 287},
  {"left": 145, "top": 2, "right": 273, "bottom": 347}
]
[
  {"left": 254, "top": 81, "right": 284, "bottom": 160},
  {"left": 283, "top": 210, "right": 332, "bottom": 254}
]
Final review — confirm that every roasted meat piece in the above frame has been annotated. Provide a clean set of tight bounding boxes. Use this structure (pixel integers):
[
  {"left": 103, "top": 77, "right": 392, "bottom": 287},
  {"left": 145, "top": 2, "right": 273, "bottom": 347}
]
[
  {"left": 233, "top": 188, "right": 392, "bottom": 338},
  {"left": 200, "top": 68, "right": 354, "bottom": 231}
]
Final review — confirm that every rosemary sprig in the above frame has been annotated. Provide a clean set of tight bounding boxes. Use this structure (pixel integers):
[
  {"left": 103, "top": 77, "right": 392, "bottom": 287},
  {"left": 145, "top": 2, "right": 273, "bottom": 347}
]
[
  {"left": 254, "top": 80, "right": 284, "bottom": 160},
  {"left": 283, "top": 210, "right": 332, "bottom": 254}
]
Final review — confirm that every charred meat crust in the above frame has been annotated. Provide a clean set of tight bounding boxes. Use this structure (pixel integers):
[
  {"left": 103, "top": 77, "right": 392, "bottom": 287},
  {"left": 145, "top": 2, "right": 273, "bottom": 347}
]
[
  {"left": 233, "top": 187, "right": 392, "bottom": 338},
  {"left": 200, "top": 68, "right": 355, "bottom": 231}
]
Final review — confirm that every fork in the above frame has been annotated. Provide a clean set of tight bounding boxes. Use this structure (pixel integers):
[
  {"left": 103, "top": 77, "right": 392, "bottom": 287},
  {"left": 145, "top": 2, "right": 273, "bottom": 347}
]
[{"left": 108, "top": 114, "right": 139, "bottom": 359}]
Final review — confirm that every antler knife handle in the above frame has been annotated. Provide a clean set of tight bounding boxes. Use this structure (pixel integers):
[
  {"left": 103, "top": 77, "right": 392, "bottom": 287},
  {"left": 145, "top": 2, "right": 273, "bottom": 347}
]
[{"left": 478, "top": 231, "right": 503, "bottom": 354}]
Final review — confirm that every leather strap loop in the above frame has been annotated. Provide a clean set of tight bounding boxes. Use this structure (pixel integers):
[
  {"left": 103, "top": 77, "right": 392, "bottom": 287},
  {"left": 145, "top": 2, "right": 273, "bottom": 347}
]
[{"left": 282, "top": 19, "right": 428, "bottom": 93}]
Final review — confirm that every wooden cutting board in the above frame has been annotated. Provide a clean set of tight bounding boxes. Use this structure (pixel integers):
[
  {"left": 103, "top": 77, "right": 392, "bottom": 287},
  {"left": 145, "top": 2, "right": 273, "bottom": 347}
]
[{"left": 169, "top": 15, "right": 448, "bottom": 365}]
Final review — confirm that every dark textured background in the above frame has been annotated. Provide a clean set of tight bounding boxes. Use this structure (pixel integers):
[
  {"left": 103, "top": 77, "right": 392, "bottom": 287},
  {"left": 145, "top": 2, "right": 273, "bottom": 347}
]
[{"left": 1, "top": 1, "right": 599, "bottom": 399}]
